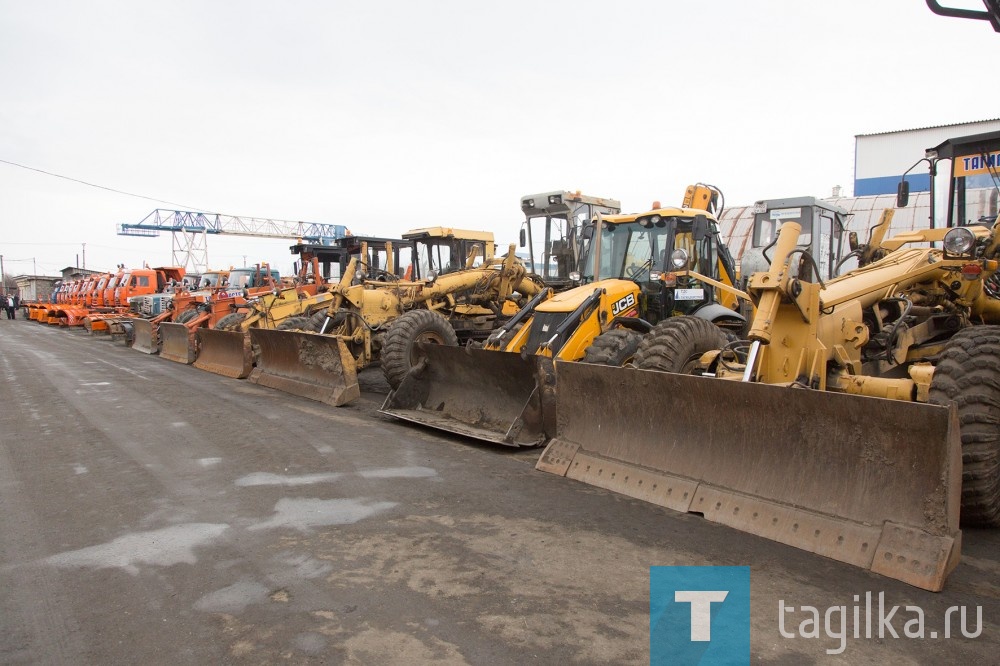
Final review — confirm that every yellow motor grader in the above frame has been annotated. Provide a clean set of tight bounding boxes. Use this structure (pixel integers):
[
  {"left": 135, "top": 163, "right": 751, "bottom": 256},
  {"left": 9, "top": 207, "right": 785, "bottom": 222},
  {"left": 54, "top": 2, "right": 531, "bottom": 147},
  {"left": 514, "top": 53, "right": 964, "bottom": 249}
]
[
  {"left": 535, "top": 130, "right": 1000, "bottom": 592},
  {"left": 246, "top": 232, "right": 542, "bottom": 407},
  {"left": 380, "top": 184, "right": 758, "bottom": 446}
]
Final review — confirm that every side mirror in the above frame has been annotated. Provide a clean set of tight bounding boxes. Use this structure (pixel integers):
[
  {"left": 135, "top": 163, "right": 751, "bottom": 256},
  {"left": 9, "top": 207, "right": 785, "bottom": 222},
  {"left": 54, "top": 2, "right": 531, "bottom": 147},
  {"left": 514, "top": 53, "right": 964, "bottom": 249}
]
[
  {"left": 896, "top": 180, "right": 910, "bottom": 208},
  {"left": 519, "top": 228, "right": 526, "bottom": 247},
  {"left": 581, "top": 223, "right": 595, "bottom": 241},
  {"left": 848, "top": 231, "right": 859, "bottom": 252}
]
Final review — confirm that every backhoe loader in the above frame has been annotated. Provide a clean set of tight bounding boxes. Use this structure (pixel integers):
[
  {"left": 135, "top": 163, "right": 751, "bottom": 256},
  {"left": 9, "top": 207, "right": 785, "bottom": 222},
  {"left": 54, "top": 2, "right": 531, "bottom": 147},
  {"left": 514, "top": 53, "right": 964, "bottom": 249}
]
[
  {"left": 535, "top": 130, "right": 1000, "bottom": 592},
  {"left": 381, "top": 184, "right": 750, "bottom": 446},
  {"left": 246, "top": 234, "right": 542, "bottom": 407}
]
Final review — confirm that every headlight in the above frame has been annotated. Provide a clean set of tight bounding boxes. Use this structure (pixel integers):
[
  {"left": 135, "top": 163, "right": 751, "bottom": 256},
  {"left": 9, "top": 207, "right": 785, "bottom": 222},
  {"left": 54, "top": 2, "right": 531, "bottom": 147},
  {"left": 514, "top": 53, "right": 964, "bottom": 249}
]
[
  {"left": 548, "top": 194, "right": 562, "bottom": 205},
  {"left": 943, "top": 227, "right": 976, "bottom": 256},
  {"left": 569, "top": 271, "right": 581, "bottom": 282},
  {"left": 650, "top": 271, "right": 662, "bottom": 281},
  {"left": 670, "top": 248, "right": 689, "bottom": 269}
]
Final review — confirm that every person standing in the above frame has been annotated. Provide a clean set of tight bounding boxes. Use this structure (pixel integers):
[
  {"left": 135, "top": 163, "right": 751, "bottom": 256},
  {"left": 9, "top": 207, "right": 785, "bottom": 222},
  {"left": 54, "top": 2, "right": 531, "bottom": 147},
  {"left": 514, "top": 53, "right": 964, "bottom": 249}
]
[
  {"left": 5, "top": 294, "right": 14, "bottom": 319},
  {"left": 12, "top": 293, "right": 20, "bottom": 319}
]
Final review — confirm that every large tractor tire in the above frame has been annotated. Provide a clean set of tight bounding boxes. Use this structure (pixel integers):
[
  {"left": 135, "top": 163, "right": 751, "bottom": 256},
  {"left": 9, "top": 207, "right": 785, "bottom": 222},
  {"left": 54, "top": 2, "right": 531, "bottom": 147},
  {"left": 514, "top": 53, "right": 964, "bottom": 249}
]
[
  {"left": 381, "top": 309, "right": 458, "bottom": 390},
  {"left": 582, "top": 329, "right": 643, "bottom": 366},
  {"left": 276, "top": 316, "right": 315, "bottom": 332},
  {"left": 929, "top": 326, "right": 1000, "bottom": 527},
  {"left": 214, "top": 313, "right": 246, "bottom": 331},
  {"left": 633, "top": 316, "right": 728, "bottom": 374},
  {"left": 174, "top": 309, "right": 199, "bottom": 324}
]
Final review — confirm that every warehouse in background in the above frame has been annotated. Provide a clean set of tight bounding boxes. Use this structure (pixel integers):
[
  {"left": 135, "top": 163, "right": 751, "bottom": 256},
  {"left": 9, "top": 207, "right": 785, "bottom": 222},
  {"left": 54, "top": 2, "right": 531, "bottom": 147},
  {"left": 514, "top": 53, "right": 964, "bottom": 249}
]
[
  {"left": 721, "top": 119, "right": 1000, "bottom": 265},
  {"left": 854, "top": 118, "right": 1000, "bottom": 196}
]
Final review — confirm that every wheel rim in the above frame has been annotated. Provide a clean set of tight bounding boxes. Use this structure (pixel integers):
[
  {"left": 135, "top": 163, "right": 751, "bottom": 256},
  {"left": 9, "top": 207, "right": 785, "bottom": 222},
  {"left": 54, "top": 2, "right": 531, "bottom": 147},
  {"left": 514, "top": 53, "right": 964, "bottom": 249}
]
[{"left": 410, "top": 331, "right": 447, "bottom": 365}]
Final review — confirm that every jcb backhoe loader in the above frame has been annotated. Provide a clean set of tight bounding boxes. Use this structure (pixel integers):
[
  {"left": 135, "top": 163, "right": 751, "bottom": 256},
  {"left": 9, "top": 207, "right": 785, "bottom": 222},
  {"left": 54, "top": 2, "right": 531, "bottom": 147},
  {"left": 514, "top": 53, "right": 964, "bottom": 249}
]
[
  {"left": 247, "top": 234, "right": 542, "bottom": 406},
  {"left": 381, "top": 185, "right": 750, "bottom": 446},
  {"left": 535, "top": 131, "right": 1000, "bottom": 592}
]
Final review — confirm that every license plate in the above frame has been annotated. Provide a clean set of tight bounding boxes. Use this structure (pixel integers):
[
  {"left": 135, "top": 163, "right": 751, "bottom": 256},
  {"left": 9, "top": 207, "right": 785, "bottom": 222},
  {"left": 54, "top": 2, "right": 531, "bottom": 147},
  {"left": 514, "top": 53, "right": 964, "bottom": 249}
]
[{"left": 675, "top": 288, "right": 704, "bottom": 301}]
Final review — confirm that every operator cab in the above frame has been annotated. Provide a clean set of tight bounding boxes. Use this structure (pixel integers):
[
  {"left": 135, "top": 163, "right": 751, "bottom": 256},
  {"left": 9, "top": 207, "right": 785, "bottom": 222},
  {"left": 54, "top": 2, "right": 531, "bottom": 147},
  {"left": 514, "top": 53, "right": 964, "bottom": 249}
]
[
  {"left": 403, "top": 227, "right": 495, "bottom": 279},
  {"left": 579, "top": 209, "right": 739, "bottom": 326},
  {"left": 519, "top": 191, "right": 621, "bottom": 290},
  {"left": 742, "top": 197, "right": 850, "bottom": 280}
]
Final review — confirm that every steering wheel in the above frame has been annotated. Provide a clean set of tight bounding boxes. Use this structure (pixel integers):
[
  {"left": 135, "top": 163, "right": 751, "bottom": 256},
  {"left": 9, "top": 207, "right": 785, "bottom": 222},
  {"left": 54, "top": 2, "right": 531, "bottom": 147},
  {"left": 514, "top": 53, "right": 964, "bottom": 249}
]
[{"left": 625, "top": 259, "right": 651, "bottom": 280}]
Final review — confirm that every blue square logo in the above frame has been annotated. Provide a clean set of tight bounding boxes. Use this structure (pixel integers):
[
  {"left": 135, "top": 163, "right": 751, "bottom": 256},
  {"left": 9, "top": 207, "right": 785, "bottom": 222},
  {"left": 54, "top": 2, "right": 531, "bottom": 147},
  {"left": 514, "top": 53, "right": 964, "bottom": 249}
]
[{"left": 650, "top": 566, "right": 750, "bottom": 665}]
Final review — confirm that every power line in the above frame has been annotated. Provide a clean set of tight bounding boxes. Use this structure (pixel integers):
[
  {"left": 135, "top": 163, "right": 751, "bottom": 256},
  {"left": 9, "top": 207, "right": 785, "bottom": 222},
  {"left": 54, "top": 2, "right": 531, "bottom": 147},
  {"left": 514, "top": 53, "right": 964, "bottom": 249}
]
[{"left": 0, "top": 157, "right": 215, "bottom": 212}]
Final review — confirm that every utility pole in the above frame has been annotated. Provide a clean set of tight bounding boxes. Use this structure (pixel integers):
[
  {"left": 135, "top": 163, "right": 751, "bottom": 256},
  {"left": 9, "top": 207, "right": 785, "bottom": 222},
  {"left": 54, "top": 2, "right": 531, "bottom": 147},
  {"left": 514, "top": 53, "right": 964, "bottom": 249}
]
[
  {"left": 0, "top": 254, "right": 4, "bottom": 291},
  {"left": 242, "top": 255, "right": 247, "bottom": 268},
  {"left": 82, "top": 243, "right": 86, "bottom": 269}
]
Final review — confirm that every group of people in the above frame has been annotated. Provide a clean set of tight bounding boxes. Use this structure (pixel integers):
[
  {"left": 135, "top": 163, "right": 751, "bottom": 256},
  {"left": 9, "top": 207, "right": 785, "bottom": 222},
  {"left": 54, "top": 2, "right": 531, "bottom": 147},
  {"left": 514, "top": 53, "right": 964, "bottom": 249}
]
[{"left": 0, "top": 293, "right": 20, "bottom": 319}]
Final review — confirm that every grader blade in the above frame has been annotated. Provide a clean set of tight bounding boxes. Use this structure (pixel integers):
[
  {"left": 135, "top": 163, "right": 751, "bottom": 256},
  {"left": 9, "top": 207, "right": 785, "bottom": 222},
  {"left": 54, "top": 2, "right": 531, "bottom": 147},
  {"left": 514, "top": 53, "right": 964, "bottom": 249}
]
[
  {"left": 537, "top": 362, "right": 962, "bottom": 592},
  {"left": 194, "top": 328, "right": 253, "bottom": 378},
  {"left": 380, "top": 345, "right": 554, "bottom": 448},
  {"left": 247, "top": 329, "right": 361, "bottom": 406},
  {"left": 130, "top": 318, "right": 159, "bottom": 354},
  {"left": 159, "top": 322, "right": 198, "bottom": 364}
]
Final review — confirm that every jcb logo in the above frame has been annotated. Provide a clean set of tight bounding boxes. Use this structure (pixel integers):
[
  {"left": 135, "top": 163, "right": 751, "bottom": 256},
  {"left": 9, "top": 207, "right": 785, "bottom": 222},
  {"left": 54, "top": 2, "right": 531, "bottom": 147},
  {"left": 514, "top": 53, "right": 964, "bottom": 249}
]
[{"left": 611, "top": 293, "right": 636, "bottom": 316}]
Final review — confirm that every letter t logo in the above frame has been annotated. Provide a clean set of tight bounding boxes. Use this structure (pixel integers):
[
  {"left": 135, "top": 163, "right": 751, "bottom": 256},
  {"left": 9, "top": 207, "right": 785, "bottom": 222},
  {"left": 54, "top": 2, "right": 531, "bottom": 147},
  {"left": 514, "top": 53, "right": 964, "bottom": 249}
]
[{"left": 674, "top": 590, "right": 729, "bottom": 641}]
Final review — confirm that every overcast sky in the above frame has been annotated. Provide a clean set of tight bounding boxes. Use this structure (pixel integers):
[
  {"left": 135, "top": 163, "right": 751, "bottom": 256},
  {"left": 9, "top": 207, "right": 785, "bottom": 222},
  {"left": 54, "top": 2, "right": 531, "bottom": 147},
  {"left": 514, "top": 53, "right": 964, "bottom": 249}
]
[{"left": 2, "top": 0, "right": 998, "bottom": 277}]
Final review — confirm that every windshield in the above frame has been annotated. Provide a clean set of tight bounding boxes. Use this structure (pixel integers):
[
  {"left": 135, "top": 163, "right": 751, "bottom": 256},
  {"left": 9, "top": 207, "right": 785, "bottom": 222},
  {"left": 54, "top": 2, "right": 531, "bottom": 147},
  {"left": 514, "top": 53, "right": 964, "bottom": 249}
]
[
  {"left": 416, "top": 241, "right": 460, "bottom": 276},
  {"left": 524, "top": 215, "right": 574, "bottom": 280},
  {"left": 198, "top": 272, "right": 224, "bottom": 288},
  {"left": 949, "top": 149, "right": 1000, "bottom": 226},
  {"left": 582, "top": 220, "right": 669, "bottom": 282},
  {"left": 228, "top": 270, "right": 253, "bottom": 288},
  {"left": 118, "top": 273, "right": 131, "bottom": 287}
]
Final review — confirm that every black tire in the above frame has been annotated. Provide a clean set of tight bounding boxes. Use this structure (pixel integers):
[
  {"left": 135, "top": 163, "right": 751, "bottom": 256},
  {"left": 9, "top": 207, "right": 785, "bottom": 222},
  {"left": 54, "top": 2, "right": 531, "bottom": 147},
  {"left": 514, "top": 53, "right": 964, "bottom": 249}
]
[
  {"left": 582, "top": 329, "right": 643, "bottom": 366},
  {"left": 276, "top": 316, "right": 315, "bottom": 332},
  {"left": 633, "top": 316, "right": 728, "bottom": 374},
  {"left": 929, "top": 326, "right": 1000, "bottom": 527},
  {"left": 214, "top": 313, "right": 246, "bottom": 331},
  {"left": 174, "top": 309, "right": 198, "bottom": 324},
  {"left": 381, "top": 310, "right": 458, "bottom": 389}
]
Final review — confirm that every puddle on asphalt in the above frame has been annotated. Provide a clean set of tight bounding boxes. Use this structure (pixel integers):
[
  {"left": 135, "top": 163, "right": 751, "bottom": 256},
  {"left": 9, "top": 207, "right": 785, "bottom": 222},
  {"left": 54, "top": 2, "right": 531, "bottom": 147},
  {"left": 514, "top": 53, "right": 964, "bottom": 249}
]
[
  {"left": 235, "top": 472, "right": 344, "bottom": 487},
  {"left": 247, "top": 498, "right": 396, "bottom": 532},
  {"left": 193, "top": 580, "right": 271, "bottom": 613},
  {"left": 44, "top": 523, "right": 230, "bottom": 575}
]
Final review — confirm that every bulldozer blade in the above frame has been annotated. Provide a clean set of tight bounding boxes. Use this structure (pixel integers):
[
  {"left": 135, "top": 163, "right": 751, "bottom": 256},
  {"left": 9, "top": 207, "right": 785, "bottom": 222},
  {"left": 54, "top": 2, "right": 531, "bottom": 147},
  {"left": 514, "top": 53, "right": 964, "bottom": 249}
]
[
  {"left": 247, "top": 329, "right": 361, "bottom": 406},
  {"left": 380, "top": 345, "right": 554, "bottom": 448},
  {"left": 536, "top": 362, "right": 962, "bottom": 592},
  {"left": 159, "top": 322, "right": 198, "bottom": 364},
  {"left": 130, "top": 318, "right": 159, "bottom": 354},
  {"left": 194, "top": 328, "right": 253, "bottom": 378}
]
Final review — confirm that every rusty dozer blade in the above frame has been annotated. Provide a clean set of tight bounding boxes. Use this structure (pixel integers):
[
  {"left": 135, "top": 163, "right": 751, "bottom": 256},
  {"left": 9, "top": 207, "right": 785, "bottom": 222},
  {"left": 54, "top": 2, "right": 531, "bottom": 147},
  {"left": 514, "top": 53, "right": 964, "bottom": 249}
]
[
  {"left": 380, "top": 345, "right": 555, "bottom": 448},
  {"left": 159, "top": 321, "right": 198, "bottom": 364},
  {"left": 536, "top": 362, "right": 962, "bottom": 592},
  {"left": 130, "top": 318, "right": 159, "bottom": 354},
  {"left": 194, "top": 328, "right": 253, "bottom": 378},
  {"left": 247, "top": 329, "right": 361, "bottom": 406}
]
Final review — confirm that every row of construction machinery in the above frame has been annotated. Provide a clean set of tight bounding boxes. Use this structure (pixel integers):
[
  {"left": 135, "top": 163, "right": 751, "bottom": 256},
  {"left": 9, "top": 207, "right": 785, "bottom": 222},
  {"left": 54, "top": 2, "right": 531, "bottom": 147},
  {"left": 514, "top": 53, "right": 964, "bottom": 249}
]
[
  {"left": 23, "top": 130, "right": 1000, "bottom": 593},
  {"left": 378, "top": 130, "right": 1000, "bottom": 592}
]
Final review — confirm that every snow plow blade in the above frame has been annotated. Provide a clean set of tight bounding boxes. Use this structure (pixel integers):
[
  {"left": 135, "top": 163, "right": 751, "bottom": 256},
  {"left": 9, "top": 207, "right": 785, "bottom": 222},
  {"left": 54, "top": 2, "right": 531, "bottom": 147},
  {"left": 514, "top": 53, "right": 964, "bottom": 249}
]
[
  {"left": 193, "top": 328, "right": 253, "bottom": 378},
  {"left": 159, "top": 322, "right": 198, "bottom": 364},
  {"left": 130, "top": 318, "right": 159, "bottom": 354},
  {"left": 247, "top": 329, "right": 361, "bottom": 406},
  {"left": 536, "top": 362, "right": 962, "bottom": 592},
  {"left": 380, "top": 345, "right": 554, "bottom": 448}
]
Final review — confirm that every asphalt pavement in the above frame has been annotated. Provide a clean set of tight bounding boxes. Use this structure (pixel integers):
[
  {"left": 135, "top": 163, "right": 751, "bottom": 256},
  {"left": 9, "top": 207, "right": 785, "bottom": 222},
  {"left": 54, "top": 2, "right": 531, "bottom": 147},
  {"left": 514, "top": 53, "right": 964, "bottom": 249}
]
[{"left": 1, "top": 318, "right": 998, "bottom": 664}]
